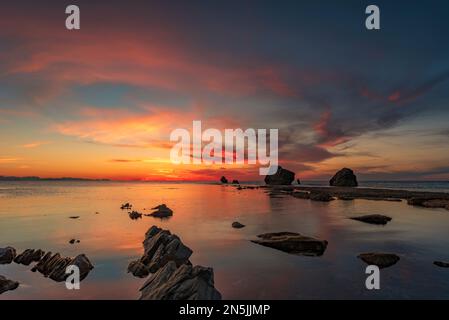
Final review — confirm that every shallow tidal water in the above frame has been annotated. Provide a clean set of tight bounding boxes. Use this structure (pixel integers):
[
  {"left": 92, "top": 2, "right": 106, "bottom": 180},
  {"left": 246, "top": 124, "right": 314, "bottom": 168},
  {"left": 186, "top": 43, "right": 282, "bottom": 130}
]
[{"left": 1, "top": 181, "right": 449, "bottom": 300}]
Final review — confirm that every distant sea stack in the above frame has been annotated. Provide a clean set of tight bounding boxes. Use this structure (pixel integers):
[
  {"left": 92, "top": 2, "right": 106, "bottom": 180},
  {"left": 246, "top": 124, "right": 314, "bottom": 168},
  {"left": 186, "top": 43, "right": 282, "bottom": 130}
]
[
  {"left": 329, "top": 168, "right": 358, "bottom": 187},
  {"left": 264, "top": 166, "right": 295, "bottom": 185},
  {"left": 220, "top": 176, "right": 228, "bottom": 184}
]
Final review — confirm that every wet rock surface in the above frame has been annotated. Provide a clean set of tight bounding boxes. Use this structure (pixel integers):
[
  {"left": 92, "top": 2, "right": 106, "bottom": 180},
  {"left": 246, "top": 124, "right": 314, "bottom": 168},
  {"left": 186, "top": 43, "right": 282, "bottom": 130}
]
[
  {"left": 350, "top": 214, "right": 392, "bottom": 225},
  {"left": 0, "top": 247, "right": 16, "bottom": 264},
  {"left": 14, "top": 249, "right": 45, "bottom": 265},
  {"left": 329, "top": 168, "right": 358, "bottom": 187},
  {"left": 264, "top": 166, "right": 295, "bottom": 186},
  {"left": 31, "top": 253, "right": 94, "bottom": 282},
  {"left": 309, "top": 191, "right": 334, "bottom": 202},
  {"left": 139, "top": 261, "right": 221, "bottom": 300},
  {"left": 251, "top": 232, "right": 328, "bottom": 256},
  {"left": 0, "top": 275, "right": 19, "bottom": 294},
  {"left": 358, "top": 253, "right": 400, "bottom": 268}
]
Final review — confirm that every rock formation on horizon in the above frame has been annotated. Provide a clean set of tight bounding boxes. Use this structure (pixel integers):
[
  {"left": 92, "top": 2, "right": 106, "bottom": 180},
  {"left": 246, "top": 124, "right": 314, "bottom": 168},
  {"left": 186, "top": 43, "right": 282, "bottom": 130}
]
[
  {"left": 329, "top": 168, "right": 358, "bottom": 187},
  {"left": 264, "top": 166, "right": 295, "bottom": 185},
  {"left": 220, "top": 176, "right": 228, "bottom": 184}
]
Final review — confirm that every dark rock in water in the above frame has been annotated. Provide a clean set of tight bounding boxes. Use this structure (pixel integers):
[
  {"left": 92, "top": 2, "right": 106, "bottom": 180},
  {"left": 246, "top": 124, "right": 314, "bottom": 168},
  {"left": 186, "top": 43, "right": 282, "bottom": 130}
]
[
  {"left": 309, "top": 191, "right": 334, "bottom": 202},
  {"left": 128, "top": 225, "right": 193, "bottom": 276},
  {"left": 220, "top": 176, "right": 228, "bottom": 184},
  {"left": 231, "top": 180, "right": 239, "bottom": 184},
  {"left": 291, "top": 191, "right": 310, "bottom": 199},
  {"left": 358, "top": 253, "right": 400, "bottom": 269},
  {"left": 296, "top": 179, "right": 301, "bottom": 185},
  {"left": 329, "top": 168, "right": 358, "bottom": 187},
  {"left": 434, "top": 261, "right": 449, "bottom": 268},
  {"left": 14, "top": 249, "right": 45, "bottom": 265},
  {"left": 231, "top": 221, "right": 245, "bottom": 229},
  {"left": 129, "top": 211, "right": 143, "bottom": 220},
  {"left": 350, "top": 214, "right": 392, "bottom": 225},
  {"left": 121, "top": 203, "right": 132, "bottom": 210},
  {"left": 148, "top": 204, "right": 173, "bottom": 218},
  {"left": 251, "top": 232, "right": 328, "bottom": 257},
  {"left": 264, "top": 166, "right": 295, "bottom": 186},
  {"left": 69, "top": 239, "right": 80, "bottom": 244},
  {"left": 0, "top": 275, "right": 19, "bottom": 294},
  {"left": 0, "top": 247, "right": 16, "bottom": 264},
  {"left": 139, "top": 261, "right": 222, "bottom": 300},
  {"left": 338, "top": 196, "right": 355, "bottom": 201},
  {"left": 236, "top": 186, "right": 243, "bottom": 190},
  {"left": 407, "top": 198, "right": 449, "bottom": 210},
  {"left": 128, "top": 260, "right": 151, "bottom": 278},
  {"left": 69, "top": 216, "right": 80, "bottom": 219},
  {"left": 31, "top": 253, "right": 94, "bottom": 282}
]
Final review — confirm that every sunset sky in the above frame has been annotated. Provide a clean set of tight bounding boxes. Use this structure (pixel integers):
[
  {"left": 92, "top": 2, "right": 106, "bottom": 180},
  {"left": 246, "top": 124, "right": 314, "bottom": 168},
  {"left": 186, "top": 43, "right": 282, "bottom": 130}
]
[{"left": 1, "top": 0, "right": 449, "bottom": 181}]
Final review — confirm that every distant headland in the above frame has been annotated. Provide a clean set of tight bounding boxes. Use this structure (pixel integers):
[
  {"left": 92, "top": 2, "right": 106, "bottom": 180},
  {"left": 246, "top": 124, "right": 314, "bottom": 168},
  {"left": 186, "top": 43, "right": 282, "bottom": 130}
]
[{"left": 0, "top": 176, "right": 110, "bottom": 182}]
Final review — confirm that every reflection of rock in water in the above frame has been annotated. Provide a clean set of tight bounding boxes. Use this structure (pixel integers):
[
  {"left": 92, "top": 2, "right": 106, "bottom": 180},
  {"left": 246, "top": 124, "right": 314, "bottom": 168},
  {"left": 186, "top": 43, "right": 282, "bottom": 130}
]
[
  {"left": 358, "top": 253, "right": 400, "bottom": 269},
  {"left": 251, "top": 232, "right": 328, "bottom": 257},
  {"left": 350, "top": 214, "right": 392, "bottom": 225}
]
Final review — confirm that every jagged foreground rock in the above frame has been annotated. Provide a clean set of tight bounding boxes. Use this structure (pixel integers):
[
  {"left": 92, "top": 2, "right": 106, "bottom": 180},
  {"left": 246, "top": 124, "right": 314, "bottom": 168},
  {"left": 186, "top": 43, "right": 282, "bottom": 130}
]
[
  {"left": 0, "top": 247, "right": 16, "bottom": 264},
  {"left": 128, "top": 226, "right": 193, "bottom": 278},
  {"left": 31, "top": 253, "right": 94, "bottom": 282},
  {"left": 0, "top": 275, "right": 19, "bottom": 294},
  {"left": 131, "top": 226, "right": 222, "bottom": 300},
  {"left": 252, "top": 232, "right": 328, "bottom": 256},
  {"left": 14, "top": 249, "right": 45, "bottom": 265},
  {"left": 139, "top": 261, "right": 222, "bottom": 300}
]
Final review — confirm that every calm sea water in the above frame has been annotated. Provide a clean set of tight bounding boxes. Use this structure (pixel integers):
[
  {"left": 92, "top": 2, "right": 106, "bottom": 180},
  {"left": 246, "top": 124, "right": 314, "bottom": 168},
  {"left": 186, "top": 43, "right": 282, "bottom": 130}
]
[{"left": 1, "top": 181, "right": 449, "bottom": 300}]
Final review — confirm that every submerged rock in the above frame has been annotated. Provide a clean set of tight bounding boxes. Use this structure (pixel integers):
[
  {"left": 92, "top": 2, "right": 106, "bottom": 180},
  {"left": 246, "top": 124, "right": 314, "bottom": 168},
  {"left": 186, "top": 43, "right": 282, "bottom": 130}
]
[
  {"left": 264, "top": 166, "right": 295, "bottom": 186},
  {"left": 309, "top": 191, "right": 334, "bottom": 202},
  {"left": 358, "top": 253, "right": 400, "bottom": 269},
  {"left": 139, "top": 261, "right": 222, "bottom": 300},
  {"left": 329, "top": 168, "right": 358, "bottom": 187},
  {"left": 129, "top": 211, "right": 143, "bottom": 220},
  {"left": 350, "top": 214, "right": 392, "bottom": 225},
  {"left": 407, "top": 198, "right": 449, "bottom": 210},
  {"left": 291, "top": 191, "right": 310, "bottom": 199},
  {"left": 148, "top": 204, "right": 173, "bottom": 218},
  {"left": 0, "top": 275, "right": 19, "bottom": 294},
  {"left": 69, "top": 216, "right": 80, "bottom": 219},
  {"left": 220, "top": 176, "right": 228, "bottom": 184},
  {"left": 231, "top": 180, "right": 240, "bottom": 185},
  {"left": 434, "top": 261, "right": 449, "bottom": 268},
  {"left": 231, "top": 221, "right": 245, "bottom": 229},
  {"left": 251, "top": 232, "right": 328, "bottom": 256},
  {"left": 31, "top": 253, "right": 94, "bottom": 282},
  {"left": 128, "top": 226, "right": 193, "bottom": 276},
  {"left": 14, "top": 249, "right": 45, "bottom": 265},
  {"left": 0, "top": 247, "right": 16, "bottom": 264}
]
